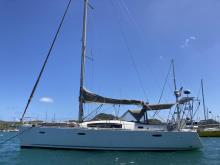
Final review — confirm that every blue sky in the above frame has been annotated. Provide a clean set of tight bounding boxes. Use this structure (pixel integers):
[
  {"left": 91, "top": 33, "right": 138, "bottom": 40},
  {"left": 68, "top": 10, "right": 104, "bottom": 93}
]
[{"left": 0, "top": 0, "right": 220, "bottom": 121}]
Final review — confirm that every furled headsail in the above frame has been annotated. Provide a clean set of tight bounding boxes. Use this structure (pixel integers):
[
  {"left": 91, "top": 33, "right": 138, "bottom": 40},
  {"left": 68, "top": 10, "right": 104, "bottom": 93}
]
[{"left": 80, "top": 87, "right": 147, "bottom": 106}]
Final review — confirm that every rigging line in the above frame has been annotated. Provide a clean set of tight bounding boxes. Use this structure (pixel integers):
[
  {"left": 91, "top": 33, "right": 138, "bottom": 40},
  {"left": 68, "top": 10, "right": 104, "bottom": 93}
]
[
  {"left": 120, "top": 0, "right": 178, "bottom": 97},
  {"left": 118, "top": 0, "right": 174, "bottom": 94},
  {"left": 153, "top": 113, "right": 166, "bottom": 122},
  {"left": 191, "top": 101, "right": 194, "bottom": 121},
  {"left": 183, "top": 104, "right": 190, "bottom": 120},
  {"left": 88, "top": 104, "right": 114, "bottom": 120},
  {"left": 152, "top": 61, "right": 172, "bottom": 118},
  {"left": 20, "top": 0, "right": 72, "bottom": 122},
  {"left": 173, "top": 59, "right": 186, "bottom": 89},
  {"left": 84, "top": 104, "right": 117, "bottom": 121},
  {"left": 192, "top": 102, "right": 200, "bottom": 119},
  {"left": 119, "top": 0, "right": 175, "bottom": 114},
  {"left": 110, "top": 0, "right": 148, "bottom": 100},
  {"left": 117, "top": 1, "right": 175, "bottom": 120},
  {"left": 83, "top": 104, "right": 103, "bottom": 120},
  {"left": 167, "top": 107, "right": 173, "bottom": 122},
  {"left": 88, "top": 8, "right": 95, "bottom": 91},
  {"left": 180, "top": 104, "right": 186, "bottom": 120},
  {"left": 119, "top": 0, "right": 142, "bottom": 40},
  {"left": 99, "top": 104, "right": 121, "bottom": 118},
  {"left": 0, "top": 127, "right": 33, "bottom": 145}
]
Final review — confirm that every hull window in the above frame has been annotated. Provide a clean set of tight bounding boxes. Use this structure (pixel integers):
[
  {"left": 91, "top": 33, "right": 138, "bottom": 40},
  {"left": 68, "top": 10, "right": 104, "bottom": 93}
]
[
  {"left": 87, "top": 123, "right": 122, "bottom": 128},
  {"left": 77, "top": 133, "right": 86, "bottom": 135},
  {"left": 152, "top": 134, "right": 162, "bottom": 137},
  {"left": 39, "top": 131, "right": 46, "bottom": 134}
]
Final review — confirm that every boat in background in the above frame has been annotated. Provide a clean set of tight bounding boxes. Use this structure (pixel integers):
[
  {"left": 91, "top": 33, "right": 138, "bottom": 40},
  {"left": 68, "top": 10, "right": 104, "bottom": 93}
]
[
  {"left": 198, "top": 127, "right": 220, "bottom": 137},
  {"left": 197, "top": 79, "right": 220, "bottom": 137}
]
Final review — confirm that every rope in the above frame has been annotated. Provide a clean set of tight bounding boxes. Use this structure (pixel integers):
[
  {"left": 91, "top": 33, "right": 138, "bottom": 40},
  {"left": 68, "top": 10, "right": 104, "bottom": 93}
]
[
  {"left": 0, "top": 126, "right": 33, "bottom": 145},
  {"left": 158, "top": 62, "right": 172, "bottom": 103},
  {"left": 20, "top": 0, "right": 72, "bottom": 121},
  {"left": 83, "top": 104, "right": 103, "bottom": 120}
]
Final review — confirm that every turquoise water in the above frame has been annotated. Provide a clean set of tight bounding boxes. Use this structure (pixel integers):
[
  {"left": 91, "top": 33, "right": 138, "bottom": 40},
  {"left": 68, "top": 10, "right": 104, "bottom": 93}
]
[{"left": 0, "top": 132, "right": 220, "bottom": 165}]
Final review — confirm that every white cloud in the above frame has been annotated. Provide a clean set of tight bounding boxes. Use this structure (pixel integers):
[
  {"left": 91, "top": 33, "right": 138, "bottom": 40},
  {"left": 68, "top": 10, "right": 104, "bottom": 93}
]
[
  {"left": 180, "top": 36, "right": 196, "bottom": 48},
  {"left": 190, "top": 36, "right": 196, "bottom": 40},
  {"left": 39, "top": 97, "right": 54, "bottom": 103}
]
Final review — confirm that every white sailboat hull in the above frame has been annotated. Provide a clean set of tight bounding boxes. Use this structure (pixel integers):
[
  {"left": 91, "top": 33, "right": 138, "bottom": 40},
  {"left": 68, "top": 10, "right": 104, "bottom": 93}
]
[{"left": 19, "top": 126, "right": 202, "bottom": 150}]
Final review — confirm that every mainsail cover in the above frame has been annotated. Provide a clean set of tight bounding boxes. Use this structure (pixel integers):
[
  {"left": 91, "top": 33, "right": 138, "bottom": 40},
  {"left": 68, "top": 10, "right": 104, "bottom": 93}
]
[{"left": 81, "top": 88, "right": 146, "bottom": 106}]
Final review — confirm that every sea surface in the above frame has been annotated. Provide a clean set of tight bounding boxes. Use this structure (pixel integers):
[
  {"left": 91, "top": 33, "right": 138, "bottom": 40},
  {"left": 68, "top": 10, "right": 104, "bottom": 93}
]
[{"left": 0, "top": 132, "right": 220, "bottom": 165}]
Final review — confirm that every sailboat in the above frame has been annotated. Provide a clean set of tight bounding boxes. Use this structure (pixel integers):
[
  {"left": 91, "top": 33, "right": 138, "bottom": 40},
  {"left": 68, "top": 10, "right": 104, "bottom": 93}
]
[
  {"left": 197, "top": 79, "right": 220, "bottom": 137},
  {"left": 18, "top": 0, "right": 202, "bottom": 150}
]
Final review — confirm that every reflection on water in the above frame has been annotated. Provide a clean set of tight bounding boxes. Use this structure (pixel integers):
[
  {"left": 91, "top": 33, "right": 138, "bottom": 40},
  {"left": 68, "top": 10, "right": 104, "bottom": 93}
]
[{"left": 0, "top": 132, "right": 219, "bottom": 165}]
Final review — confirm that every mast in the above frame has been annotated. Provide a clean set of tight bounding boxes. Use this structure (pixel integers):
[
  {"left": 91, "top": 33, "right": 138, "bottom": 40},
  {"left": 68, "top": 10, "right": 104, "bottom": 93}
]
[
  {"left": 79, "top": 0, "right": 88, "bottom": 122},
  {"left": 172, "top": 59, "right": 180, "bottom": 127},
  {"left": 201, "top": 79, "right": 207, "bottom": 120},
  {"left": 172, "top": 59, "right": 177, "bottom": 93}
]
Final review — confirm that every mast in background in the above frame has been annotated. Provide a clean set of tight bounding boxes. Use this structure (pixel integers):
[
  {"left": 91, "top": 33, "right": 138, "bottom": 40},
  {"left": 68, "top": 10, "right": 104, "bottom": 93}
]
[
  {"left": 201, "top": 79, "right": 208, "bottom": 120},
  {"left": 79, "top": 0, "right": 88, "bottom": 123}
]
